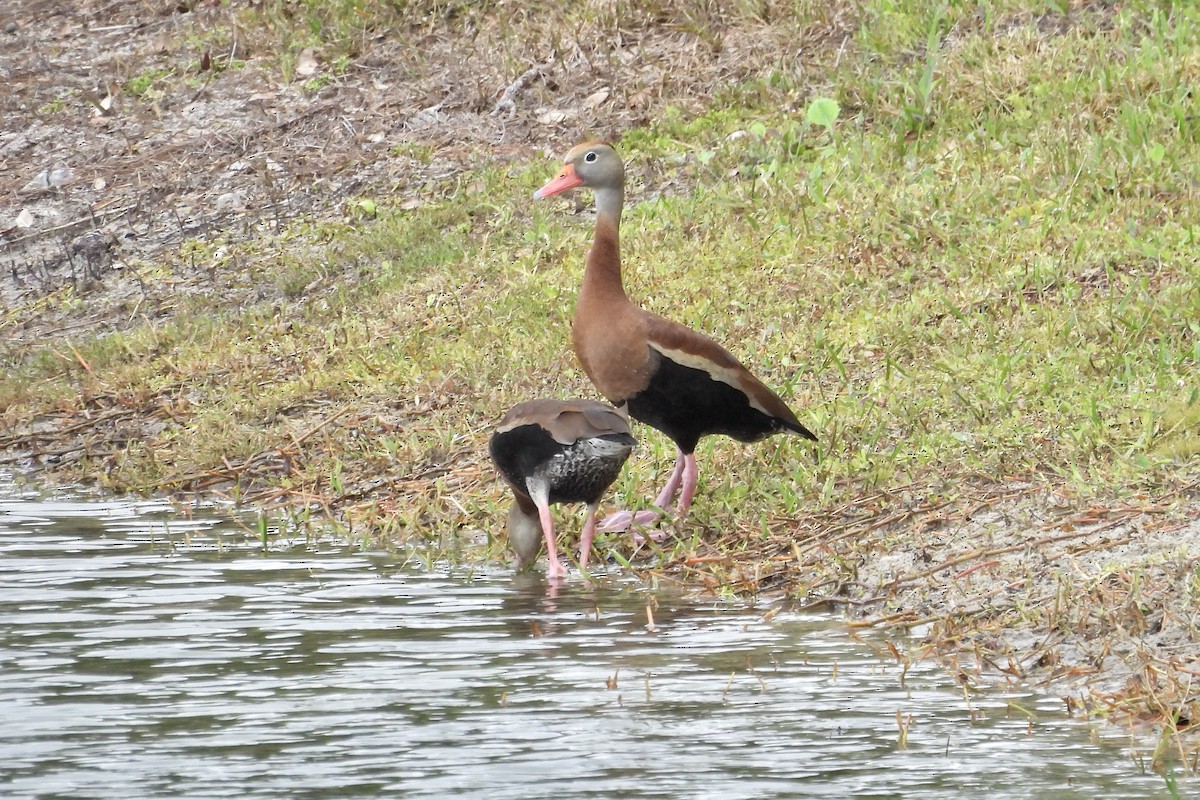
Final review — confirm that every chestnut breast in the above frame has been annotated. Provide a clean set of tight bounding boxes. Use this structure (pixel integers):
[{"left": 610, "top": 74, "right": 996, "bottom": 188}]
[{"left": 572, "top": 303, "right": 654, "bottom": 406}]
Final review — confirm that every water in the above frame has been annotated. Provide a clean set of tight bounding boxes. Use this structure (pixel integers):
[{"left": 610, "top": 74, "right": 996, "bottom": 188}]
[{"left": 0, "top": 484, "right": 1179, "bottom": 799}]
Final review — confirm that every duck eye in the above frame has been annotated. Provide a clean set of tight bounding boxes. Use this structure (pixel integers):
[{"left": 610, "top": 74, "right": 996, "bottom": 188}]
[{"left": 585, "top": 151, "right": 598, "bottom": 163}]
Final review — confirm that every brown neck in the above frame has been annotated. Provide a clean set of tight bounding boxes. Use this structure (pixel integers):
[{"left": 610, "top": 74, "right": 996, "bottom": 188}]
[{"left": 581, "top": 205, "right": 627, "bottom": 303}]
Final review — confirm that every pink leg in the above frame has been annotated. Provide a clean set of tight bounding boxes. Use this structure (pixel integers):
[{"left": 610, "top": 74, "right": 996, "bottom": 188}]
[
  {"left": 578, "top": 503, "right": 599, "bottom": 573},
  {"left": 651, "top": 449, "right": 687, "bottom": 510},
  {"left": 673, "top": 453, "right": 699, "bottom": 523},
  {"left": 598, "top": 448, "right": 689, "bottom": 536},
  {"left": 536, "top": 501, "right": 567, "bottom": 578}
]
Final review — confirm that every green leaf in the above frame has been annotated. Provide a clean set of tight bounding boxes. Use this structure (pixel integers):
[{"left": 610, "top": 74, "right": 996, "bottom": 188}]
[{"left": 806, "top": 97, "right": 840, "bottom": 131}]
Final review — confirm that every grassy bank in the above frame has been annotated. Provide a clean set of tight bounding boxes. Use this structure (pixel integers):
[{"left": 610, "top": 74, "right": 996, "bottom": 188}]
[
  {"left": 2, "top": 0, "right": 1198, "bottom": 764},
  {"left": 5, "top": 0, "right": 1196, "bottom": 522}
]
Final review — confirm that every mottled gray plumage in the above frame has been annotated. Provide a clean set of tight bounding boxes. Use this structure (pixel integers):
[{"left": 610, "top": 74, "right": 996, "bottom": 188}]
[{"left": 489, "top": 399, "right": 635, "bottom": 577}]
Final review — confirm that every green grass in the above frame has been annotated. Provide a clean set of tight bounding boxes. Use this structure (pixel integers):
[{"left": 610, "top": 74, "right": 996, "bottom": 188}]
[
  {"left": 2, "top": 0, "right": 1198, "bottom": 544},
  {"left": 125, "top": 67, "right": 174, "bottom": 99}
]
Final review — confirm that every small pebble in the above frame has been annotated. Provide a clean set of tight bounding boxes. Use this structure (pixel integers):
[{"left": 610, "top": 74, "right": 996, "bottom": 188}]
[
  {"left": 4, "top": 22, "right": 17, "bottom": 34},
  {"left": 23, "top": 167, "right": 74, "bottom": 191},
  {"left": 216, "top": 191, "right": 247, "bottom": 212},
  {"left": 71, "top": 231, "right": 112, "bottom": 257}
]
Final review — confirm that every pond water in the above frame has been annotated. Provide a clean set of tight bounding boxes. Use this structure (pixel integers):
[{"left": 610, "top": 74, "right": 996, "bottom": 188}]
[{"left": 0, "top": 483, "right": 1180, "bottom": 799}]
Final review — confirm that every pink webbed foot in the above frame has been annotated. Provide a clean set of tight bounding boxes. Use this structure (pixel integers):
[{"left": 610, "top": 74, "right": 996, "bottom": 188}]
[
  {"left": 597, "top": 509, "right": 635, "bottom": 532},
  {"left": 597, "top": 449, "right": 690, "bottom": 537},
  {"left": 629, "top": 519, "right": 671, "bottom": 544},
  {"left": 597, "top": 509, "right": 670, "bottom": 541}
]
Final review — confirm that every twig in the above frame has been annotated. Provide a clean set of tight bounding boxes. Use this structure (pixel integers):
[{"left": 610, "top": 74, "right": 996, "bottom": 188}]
[
  {"left": 0, "top": 406, "right": 139, "bottom": 447},
  {"left": 289, "top": 406, "right": 355, "bottom": 447},
  {"left": 953, "top": 559, "right": 999, "bottom": 580},
  {"left": 847, "top": 610, "right": 922, "bottom": 629},
  {"left": 492, "top": 61, "right": 552, "bottom": 116},
  {"left": 3, "top": 205, "right": 135, "bottom": 248}
]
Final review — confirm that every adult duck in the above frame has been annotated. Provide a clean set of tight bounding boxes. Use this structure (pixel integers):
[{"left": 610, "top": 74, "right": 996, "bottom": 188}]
[
  {"left": 489, "top": 398, "right": 635, "bottom": 577},
  {"left": 534, "top": 142, "right": 816, "bottom": 531}
]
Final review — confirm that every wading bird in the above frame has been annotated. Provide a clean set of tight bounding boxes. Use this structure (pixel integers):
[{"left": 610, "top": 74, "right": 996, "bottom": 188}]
[{"left": 489, "top": 398, "right": 635, "bottom": 576}]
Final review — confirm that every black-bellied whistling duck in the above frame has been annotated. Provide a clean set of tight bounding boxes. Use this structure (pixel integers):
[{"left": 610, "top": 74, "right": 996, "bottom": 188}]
[
  {"left": 489, "top": 398, "right": 636, "bottom": 577},
  {"left": 534, "top": 142, "right": 816, "bottom": 532}
]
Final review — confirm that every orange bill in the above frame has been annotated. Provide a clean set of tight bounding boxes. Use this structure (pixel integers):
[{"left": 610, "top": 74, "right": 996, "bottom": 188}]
[{"left": 533, "top": 163, "right": 582, "bottom": 199}]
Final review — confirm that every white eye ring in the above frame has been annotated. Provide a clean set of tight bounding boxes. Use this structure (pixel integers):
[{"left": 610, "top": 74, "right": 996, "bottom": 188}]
[{"left": 585, "top": 151, "right": 598, "bottom": 162}]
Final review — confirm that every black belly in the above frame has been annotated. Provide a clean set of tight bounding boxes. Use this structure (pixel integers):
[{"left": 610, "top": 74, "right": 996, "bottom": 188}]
[
  {"left": 625, "top": 355, "right": 785, "bottom": 453},
  {"left": 490, "top": 424, "right": 632, "bottom": 505}
]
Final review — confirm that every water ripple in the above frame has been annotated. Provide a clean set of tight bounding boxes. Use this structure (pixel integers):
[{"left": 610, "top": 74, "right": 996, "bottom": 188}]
[{"left": 0, "top": 486, "right": 1176, "bottom": 799}]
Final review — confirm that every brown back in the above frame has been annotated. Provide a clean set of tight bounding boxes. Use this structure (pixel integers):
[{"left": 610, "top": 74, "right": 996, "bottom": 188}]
[{"left": 496, "top": 399, "right": 632, "bottom": 445}]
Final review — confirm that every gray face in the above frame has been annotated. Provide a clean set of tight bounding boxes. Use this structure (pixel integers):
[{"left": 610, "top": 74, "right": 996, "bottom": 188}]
[
  {"left": 569, "top": 144, "right": 624, "bottom": 191},
  {"left": 506, "top": 503, "right": 542, "bottom": 568}
]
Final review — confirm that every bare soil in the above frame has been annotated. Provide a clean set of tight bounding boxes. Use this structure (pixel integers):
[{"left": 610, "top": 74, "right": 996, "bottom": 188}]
[
  {"left": 2, "top": 0, "right": 845, "bottom": 343},
  {"left": 2, "top": 0, "right": 1198, "bottom": 759}
]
